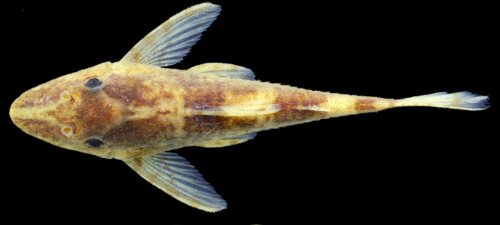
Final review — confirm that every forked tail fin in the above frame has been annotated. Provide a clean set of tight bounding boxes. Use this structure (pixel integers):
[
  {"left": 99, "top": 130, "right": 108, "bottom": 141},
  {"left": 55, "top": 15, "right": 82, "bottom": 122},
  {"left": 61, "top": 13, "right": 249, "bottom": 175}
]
[{"left": 395, "top": 92, "right": 489, "bottom": 111}]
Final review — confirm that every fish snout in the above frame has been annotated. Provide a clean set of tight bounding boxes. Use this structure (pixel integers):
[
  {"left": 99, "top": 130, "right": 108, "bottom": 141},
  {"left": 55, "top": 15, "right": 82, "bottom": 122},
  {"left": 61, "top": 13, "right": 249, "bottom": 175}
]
[
  {"left": 10, "top": 84, "right": 63, "bottom": 110},
  {"left": 9, "top": 86, "right": 67, "bottom": 141}
]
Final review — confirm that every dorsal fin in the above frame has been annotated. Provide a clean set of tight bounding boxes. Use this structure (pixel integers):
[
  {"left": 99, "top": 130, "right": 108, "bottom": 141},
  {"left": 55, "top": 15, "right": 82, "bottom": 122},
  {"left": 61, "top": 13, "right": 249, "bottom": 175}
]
[
  {"left": 121, "top": 3, "right": 221, "bottom": 67},
  {"left": 188, "top": 63, "right": 256, "bottom": 80}
]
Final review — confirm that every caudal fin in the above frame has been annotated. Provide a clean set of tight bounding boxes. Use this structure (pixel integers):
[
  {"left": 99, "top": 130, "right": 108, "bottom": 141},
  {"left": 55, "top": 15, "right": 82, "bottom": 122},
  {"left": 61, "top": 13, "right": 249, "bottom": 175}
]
[{"left": 395, "top": 92, "right": 489, "bottom": 111}]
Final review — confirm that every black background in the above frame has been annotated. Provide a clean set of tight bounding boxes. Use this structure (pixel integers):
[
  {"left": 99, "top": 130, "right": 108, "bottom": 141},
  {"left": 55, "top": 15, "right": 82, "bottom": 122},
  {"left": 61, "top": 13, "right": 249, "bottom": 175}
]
[{"left": 2, "top": 1, "right": 497, "bottom": 223}]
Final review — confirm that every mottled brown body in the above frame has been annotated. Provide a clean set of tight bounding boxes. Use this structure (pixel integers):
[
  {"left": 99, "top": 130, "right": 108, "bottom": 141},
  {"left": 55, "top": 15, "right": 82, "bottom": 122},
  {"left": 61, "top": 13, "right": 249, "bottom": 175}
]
[
  {"left": 10, "top": 2, "right": 487, "bottom": 212},
  {"left": 9, "top": 2, "right": 490, "bottom": 213},
  {"left": 10, "top": 61, "right": 392, "bottom": 160}
]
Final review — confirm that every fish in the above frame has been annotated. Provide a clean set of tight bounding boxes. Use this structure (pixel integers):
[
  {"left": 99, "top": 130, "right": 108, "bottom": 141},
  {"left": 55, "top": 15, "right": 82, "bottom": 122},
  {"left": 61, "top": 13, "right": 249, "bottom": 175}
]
[{"left": 9, "top": 2, "right": 489, "bottom": 212}]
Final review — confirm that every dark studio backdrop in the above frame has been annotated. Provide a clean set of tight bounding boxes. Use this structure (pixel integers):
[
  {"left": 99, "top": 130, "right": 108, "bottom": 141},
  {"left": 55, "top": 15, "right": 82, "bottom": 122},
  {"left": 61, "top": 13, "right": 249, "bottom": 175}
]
[{"left": 1, "top": 1, "right": 497, "bottom": 223}]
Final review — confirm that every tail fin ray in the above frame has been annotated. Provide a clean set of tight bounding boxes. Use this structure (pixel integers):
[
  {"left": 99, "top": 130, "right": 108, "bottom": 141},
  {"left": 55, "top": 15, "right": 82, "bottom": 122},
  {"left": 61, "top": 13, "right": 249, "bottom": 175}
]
[{"left": 396, "top": 92, "right": 489, "bottom": 111}]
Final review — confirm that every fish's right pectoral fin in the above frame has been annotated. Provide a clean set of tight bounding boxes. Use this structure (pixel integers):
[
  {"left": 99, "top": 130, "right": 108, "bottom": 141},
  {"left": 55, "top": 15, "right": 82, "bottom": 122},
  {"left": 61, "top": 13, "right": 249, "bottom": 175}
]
[
  {"left": 188, "top": 63, "right": 255, "bottom": 80},
  {"left": 197, "top": 133, "right": 257, "bottom": 148},
  {"left": 124, "top": 152, "right": 226, "bottom": 212},
  {"left": 121, "top": 3, "right": 221, "bottom": 67}
]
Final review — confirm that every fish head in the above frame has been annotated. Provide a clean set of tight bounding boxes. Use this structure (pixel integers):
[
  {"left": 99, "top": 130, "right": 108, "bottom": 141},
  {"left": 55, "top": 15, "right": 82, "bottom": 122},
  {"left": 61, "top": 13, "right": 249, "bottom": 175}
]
[{"left": 9, "top": 62, "right": 123, "bottom": 159}]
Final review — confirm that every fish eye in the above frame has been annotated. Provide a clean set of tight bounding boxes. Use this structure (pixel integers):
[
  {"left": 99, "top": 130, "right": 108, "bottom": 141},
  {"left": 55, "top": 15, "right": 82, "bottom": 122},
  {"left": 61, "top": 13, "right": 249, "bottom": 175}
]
[
  {"left": 85, "top": 138, "right": 104, "bottom": 148},
  {"left": 85, "top": 78, "right": 102, "bottom": 90}
]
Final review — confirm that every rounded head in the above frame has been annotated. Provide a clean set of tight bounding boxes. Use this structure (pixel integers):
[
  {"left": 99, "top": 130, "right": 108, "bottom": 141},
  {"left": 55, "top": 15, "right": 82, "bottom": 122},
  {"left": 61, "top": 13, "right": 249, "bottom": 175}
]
[{"left": 10, "top": 62, "right": 127, "bottom": 159}]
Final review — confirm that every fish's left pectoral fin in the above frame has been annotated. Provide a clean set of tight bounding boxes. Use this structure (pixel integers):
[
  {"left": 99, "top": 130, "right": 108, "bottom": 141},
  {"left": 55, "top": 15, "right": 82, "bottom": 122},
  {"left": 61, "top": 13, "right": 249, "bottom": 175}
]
[
  {"left": 188, "top": 63, "right": 255, "bottom": 80},
  {"left": 124, "top": 152, "right": 226, "bottom": 212},
  {"left": 197, "top": 133, "right": 257, "bottom": 148},
  {"left": 121, "top": 3, "right": 221, "bottom": 67}
]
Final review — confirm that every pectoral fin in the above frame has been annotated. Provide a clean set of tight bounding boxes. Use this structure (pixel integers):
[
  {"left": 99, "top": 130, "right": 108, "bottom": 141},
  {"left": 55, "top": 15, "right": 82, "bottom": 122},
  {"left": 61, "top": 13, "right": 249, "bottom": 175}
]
[
  {"left": 197, "top": 133, "right": 257, "bottom": 148},
  {"left": 121, "top": 3, "right": 221, "bottom": 67},
  {"left": 124, "top": 152, "right": 226, "bottom": 212},
  {"left": 188, "top": 63, "right": 255, "bottom": 80}
]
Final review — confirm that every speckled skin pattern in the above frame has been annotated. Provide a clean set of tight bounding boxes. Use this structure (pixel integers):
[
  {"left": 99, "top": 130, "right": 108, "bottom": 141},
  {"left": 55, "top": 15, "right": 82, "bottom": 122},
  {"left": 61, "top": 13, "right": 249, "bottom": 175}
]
[{"left": 10, "top": 61, "right": 392, "bottom": 160}]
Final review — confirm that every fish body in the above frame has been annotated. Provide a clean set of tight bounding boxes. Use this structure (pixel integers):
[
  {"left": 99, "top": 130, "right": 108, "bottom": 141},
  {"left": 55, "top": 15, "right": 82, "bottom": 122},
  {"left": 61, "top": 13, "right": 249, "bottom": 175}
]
[
  {"left": 9, "top": 3, "right": 488, "bottom": 212},
  {"left": 11, "top": 60, "right": 392, "bottom": 160}
]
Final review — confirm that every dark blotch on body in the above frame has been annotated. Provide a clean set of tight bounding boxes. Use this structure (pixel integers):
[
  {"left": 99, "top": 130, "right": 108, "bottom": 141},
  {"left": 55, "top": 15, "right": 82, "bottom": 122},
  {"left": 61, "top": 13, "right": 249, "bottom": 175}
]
[
  {"left": 355, "top": 98, "right": 376, "bottom": 111},
  {"left": 272, "top": 88, "right": 329, "bottom": 123},
  {"left": 274, "top": 88, "right": 328, "bottom": 110},
  {"left": 183, "top": 115, "right": 258, "bottom": 134},
  {"left": 77, "top": 90, "right": 118, "bottom": 136},
  {"left": 103, "top": 116, "right": 176, "bottom": 147},
  {"left": 272, "top": 110, "right": 329, "bottom": 124},
  {"left": 178, "top": 75, "right": 257, "bottom": 109},
  {"left": 103, "top": 75, "right": 141, "bottom": 104}
]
